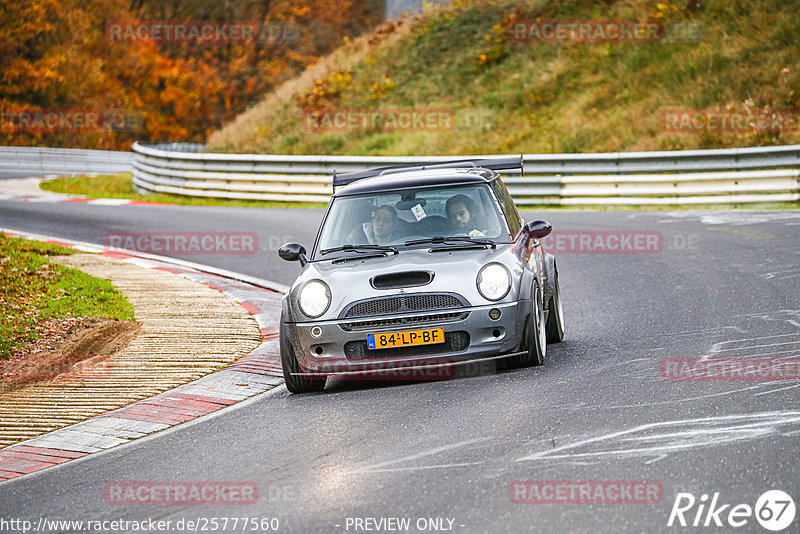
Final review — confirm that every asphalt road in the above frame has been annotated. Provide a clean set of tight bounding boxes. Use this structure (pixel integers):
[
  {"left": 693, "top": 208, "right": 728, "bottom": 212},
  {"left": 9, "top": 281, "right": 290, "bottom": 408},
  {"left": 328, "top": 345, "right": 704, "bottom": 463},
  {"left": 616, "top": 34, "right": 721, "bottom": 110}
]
[
  {"left": 0, "top": 171, "right": 47, "bottom": 180},
  {"left": 0, "top": 201, "right": 321, "bottom": 286},
  {"left": 2, "top": 197, "right": 800, "bottom": 533}
]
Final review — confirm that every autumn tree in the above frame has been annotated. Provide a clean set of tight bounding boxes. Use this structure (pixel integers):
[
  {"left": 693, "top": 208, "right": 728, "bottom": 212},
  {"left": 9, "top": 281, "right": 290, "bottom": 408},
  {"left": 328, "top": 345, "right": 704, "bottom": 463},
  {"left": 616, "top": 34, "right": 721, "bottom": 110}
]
[{"left": 0, "top": 0, "right": 383, "bottom": 149}]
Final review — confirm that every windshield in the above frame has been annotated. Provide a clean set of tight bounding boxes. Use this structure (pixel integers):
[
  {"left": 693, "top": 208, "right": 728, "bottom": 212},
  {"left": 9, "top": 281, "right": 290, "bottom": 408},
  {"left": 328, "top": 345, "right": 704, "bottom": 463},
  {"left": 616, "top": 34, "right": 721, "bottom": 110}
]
[{"left": 314, "top": 184, "right": 508, "bottom": 258}]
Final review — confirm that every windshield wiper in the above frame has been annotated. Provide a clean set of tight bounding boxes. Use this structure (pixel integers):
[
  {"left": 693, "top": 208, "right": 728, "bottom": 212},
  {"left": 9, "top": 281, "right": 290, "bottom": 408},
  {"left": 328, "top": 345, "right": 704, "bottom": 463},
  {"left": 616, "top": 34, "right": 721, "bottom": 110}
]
[
  {"left": 404, "top": 236, "right": 496, "bottom": 248},
  {"left": 332, "top": 253, "right": 390, "bottom": 264},
  {"left": 320, "top": 244, "right": 399, "bottom": 255}
]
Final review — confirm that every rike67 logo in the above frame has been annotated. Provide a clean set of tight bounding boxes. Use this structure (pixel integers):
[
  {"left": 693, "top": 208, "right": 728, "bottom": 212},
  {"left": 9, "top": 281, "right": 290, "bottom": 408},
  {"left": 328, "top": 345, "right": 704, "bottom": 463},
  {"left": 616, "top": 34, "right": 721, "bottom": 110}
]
[{"left": 668, "top": 490, "right": 795, "bottom": 531}]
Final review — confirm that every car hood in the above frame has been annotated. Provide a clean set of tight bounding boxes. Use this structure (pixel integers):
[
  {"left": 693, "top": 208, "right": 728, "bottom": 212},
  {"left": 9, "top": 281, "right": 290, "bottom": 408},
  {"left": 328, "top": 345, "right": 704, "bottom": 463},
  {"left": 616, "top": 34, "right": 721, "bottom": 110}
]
[{"left": 289, "top": 245, "right": 522, "bottom": 322}]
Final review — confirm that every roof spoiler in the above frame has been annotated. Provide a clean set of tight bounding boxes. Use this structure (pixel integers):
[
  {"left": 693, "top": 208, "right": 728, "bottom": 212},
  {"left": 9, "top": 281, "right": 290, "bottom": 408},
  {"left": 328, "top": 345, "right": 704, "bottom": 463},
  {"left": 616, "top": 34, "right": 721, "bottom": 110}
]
[{"left": 332, "top": 153, "right": 524, "bottom": 189}]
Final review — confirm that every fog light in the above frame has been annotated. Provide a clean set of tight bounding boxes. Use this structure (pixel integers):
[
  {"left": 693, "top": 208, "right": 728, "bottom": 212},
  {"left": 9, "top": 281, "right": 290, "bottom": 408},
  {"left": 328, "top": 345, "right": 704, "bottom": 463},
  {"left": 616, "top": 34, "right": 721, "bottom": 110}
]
[
  {"left": 310, "top": 326, "right": 322, "bottom": 338},
  {"left": 489, "top": 308, "right": 502, "bottom": 320}
]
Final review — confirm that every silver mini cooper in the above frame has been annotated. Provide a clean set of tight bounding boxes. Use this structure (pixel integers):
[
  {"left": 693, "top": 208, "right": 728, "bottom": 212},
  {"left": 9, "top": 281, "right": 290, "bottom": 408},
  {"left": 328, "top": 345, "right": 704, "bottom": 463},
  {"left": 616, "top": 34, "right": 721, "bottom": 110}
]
[{"left": 278, "top": 157, "right": 564, "bottom": 393}]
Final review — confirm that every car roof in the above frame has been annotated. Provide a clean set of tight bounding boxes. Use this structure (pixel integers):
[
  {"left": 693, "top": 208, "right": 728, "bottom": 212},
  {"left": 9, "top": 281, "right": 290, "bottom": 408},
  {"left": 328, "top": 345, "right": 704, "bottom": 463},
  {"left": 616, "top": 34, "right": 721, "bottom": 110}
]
[{"left": 333, "top": 168, "right": 496, "bottom": 197}]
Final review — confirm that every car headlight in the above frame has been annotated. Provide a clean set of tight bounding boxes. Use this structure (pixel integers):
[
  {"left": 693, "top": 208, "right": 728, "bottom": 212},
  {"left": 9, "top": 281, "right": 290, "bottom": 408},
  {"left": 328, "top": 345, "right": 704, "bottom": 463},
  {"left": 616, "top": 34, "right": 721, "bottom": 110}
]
[
  {"left": 298, "top": 280, "right": 331, "bottom": 318},
  {"left": 477, "top": 263, "right": 511, "bottom": 301}
]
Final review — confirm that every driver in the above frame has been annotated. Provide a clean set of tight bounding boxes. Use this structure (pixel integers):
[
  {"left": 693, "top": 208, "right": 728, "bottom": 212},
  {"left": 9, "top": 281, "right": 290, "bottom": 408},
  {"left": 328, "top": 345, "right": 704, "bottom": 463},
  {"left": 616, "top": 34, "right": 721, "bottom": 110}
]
[
  {"left": 349, "top": 205, "right": 404, "bottom": 245},
  {"left": 446, "top": 194, "right": 486, "bottom": 237},
  {"left": 370, "top": 205, "right": 403, "bottom": 244}
]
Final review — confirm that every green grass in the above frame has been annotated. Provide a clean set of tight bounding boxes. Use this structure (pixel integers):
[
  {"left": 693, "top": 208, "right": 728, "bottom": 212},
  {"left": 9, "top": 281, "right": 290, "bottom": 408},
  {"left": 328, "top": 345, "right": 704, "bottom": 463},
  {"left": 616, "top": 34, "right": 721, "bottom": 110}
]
[
  {"left": 39, "top": 173, "right": 329, "bottom": 209},
  {"left": 517, "top": 202, "right": 800, "bottom": 210},
  {"left": 0, "top": 233, "right": 135, "bottom": 359},
  {"left": 207, "top": 0, "right": 800, "bottom": 156},
  {"left": 39, "top": 173, "right": 798, "bottom": 211}
]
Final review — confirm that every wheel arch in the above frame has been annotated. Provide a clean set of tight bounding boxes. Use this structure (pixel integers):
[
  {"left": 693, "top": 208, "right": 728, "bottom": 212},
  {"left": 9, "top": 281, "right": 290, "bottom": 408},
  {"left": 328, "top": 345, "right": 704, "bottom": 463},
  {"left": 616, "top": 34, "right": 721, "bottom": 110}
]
[
  {"left": 518, "top": 264, "right": 536, "bottom": 302},
  {"left": 543, "top": 253, "right": 557, "bottom": 307}
]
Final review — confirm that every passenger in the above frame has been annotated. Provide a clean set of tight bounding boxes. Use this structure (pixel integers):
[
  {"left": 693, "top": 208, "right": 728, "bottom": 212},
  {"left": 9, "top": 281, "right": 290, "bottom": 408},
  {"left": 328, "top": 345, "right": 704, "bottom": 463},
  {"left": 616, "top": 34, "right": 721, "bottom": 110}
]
[{"left": 446, "top": 194, "right": 486, "bottom": 237}]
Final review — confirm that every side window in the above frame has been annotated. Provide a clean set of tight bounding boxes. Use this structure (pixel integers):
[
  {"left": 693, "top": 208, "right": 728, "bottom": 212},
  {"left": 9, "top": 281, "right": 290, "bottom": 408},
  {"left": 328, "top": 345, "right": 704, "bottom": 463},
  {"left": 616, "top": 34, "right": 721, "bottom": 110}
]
[{"left": 490, "top": 178, "right": 522, "bottom": 235}]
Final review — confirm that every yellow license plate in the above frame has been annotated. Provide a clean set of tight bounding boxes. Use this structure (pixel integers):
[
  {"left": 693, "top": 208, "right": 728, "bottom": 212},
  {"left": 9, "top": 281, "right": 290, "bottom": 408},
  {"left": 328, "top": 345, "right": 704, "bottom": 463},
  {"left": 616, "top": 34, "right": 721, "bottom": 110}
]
[{"left": 367, "top": 328, "right": 445, "bottom": 350}]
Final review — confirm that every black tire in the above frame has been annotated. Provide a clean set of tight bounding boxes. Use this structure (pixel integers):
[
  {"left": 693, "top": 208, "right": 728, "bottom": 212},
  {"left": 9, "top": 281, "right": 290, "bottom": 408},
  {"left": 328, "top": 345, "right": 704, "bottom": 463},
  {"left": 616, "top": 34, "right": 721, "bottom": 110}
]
[
  {"left": 280, "top": 319, "right": 326, "bottom": 393},
  {"left": 545, "top": 269, "right": 565, "bottom": 343},
  {"left": 509, "top": 284, "right": 546, "bottom": 368}
]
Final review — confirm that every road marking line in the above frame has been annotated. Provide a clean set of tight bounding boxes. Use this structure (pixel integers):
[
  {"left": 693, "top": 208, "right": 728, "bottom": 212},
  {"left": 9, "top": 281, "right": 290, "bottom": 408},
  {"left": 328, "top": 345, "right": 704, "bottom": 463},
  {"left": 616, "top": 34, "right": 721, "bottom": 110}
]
[
  {"left": 348, "top": 437, "right": 491, "bottom": 474},
  {"left": 517, "top": 411, "right": 800, "bottom": 463}
]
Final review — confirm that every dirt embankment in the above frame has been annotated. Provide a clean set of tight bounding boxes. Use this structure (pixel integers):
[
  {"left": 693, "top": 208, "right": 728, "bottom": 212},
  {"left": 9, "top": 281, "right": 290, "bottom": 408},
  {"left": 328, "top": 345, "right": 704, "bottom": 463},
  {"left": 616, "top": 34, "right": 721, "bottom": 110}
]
[{"left": 1, "top": 317, "right": 141, "bottom": 393}]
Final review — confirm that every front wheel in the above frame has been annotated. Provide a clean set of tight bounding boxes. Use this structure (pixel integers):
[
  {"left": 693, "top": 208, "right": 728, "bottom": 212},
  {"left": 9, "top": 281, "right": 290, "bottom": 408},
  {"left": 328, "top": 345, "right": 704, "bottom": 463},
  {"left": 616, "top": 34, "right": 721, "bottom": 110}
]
[
  {"left": 509, "top": 284, "right": 546, "bottom": 368},
  {"left": 545, "top": 269, "right": 565, "bottom": 343},
  {"left": 280, "top": 320, "right": 326, "bottom": 393}
]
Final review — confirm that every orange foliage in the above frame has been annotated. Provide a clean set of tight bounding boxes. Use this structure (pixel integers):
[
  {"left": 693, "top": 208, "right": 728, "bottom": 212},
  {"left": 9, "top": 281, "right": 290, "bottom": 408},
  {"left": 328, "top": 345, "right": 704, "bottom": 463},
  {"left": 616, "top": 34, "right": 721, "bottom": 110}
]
[{"left": 0, "top": 0, "right": 383, "bottom": 149}]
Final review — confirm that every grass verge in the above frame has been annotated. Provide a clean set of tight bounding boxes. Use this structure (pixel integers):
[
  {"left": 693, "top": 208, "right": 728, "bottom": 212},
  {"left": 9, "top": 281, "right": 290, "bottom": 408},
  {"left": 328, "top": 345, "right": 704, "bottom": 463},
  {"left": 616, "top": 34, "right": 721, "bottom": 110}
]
[
  {"left": 39, "top": 173, "right": 798, "bottom": 210},
  {"left": 39, "top": 173, "right": 329, "bottom": 209},
  {"left": 0, "top": 233, "right": 135, "bottom": 359},
  {"left": 517, "top": 201, "right": 800, "bottom": 210}
]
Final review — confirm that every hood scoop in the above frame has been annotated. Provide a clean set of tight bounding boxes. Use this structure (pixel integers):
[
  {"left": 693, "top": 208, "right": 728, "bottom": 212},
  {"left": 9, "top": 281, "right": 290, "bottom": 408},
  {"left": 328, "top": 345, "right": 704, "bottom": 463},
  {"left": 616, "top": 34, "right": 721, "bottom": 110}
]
[{"left": 371, "top": 271, "right": 433, "bottom": 290}]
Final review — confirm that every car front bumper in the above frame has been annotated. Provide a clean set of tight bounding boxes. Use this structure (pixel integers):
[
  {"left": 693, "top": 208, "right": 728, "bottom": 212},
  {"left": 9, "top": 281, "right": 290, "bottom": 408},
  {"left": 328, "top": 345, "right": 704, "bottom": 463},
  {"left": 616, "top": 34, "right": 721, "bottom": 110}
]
[{"left": 286, "top": 299, "right": 531, "bottom": 376}]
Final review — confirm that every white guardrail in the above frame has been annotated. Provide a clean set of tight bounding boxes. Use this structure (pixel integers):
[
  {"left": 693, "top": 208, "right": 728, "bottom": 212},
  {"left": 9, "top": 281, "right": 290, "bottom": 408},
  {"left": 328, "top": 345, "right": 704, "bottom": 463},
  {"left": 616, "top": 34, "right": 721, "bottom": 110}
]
[
  {"left": 132, "top": 142, "right": 800, "bottom": 205},
  {"left": 3, "top": 143, "right": 798, "bottom": 205},
  {"left": 0, "top": 146, "right": 132, "bottom": 175}
]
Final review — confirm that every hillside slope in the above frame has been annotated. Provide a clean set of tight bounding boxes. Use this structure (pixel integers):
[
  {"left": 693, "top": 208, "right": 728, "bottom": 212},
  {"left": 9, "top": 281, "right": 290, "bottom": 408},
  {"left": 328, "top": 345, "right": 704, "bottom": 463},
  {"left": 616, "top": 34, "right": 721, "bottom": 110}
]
[
  {"left": 207, "top": 0, "right": 800, "bottom": 155},
  {"left": 0, "top": 0, "right": 382, "bottom": 149}
]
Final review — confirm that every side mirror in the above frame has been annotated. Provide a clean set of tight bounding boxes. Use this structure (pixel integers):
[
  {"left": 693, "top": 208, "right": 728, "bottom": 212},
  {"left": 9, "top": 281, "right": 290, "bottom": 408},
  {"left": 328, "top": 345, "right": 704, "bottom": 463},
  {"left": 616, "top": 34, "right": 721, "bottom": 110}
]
[
  {"left": 524, "top": 220, "right": 552, "bottom": 239},
  {"left": 278, "top": 243, "right": 307, "bottom": 266}
]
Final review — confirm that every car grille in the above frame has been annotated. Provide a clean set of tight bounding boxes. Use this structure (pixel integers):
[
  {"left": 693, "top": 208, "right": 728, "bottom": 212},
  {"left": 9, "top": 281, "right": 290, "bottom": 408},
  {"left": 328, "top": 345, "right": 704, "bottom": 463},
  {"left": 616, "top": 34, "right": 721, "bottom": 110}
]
[
  {"left": 342, "top": 293, "right": 466, "bottom": 319},
  {"left": 340, "top": 312, "right": 468, "bottom": 331},
  {"left": 344, "top": 331, "right": 470, "bottom": 360}
]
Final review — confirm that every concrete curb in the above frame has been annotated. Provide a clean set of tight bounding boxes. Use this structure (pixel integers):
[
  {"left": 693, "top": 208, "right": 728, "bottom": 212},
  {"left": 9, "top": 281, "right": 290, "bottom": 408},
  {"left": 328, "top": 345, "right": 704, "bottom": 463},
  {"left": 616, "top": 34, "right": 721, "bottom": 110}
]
[
  {"left": 0, "top": 229, "right": 286, "bottom": 483},
  {"left": 0, "top": 175, "right": 159, "bottom": 206}
]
